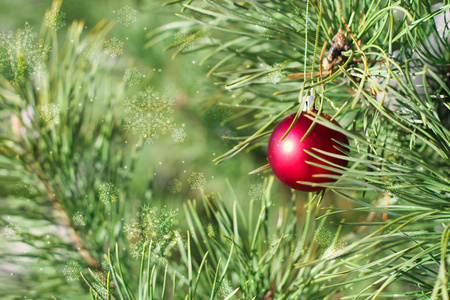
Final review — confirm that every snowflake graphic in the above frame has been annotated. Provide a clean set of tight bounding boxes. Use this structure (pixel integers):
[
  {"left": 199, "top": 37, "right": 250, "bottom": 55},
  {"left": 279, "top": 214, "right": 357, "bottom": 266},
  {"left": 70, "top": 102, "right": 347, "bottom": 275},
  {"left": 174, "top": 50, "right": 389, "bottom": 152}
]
[
  {"left": 93, "top": 283, "right": 108, "bottom": 299},
  {"left": 15, "top": 181, "right": 32, "bottom": 198},
  {"left": 266, "top": 63, "right": 285, "bottom": 84},
  {"left": 171, "top": 128, "right": 186, "bottom": 143},
  {"left": 174, "top": 29, "right": 209, "bottom": 53},
  {"left": 266, "top": 233, "right": 281, "bottom": 248},
  {"left": 116, "top": 5, "right": 138, "bottom": 27},
  {"left": 0, "top": 49, "right": 7, "bottom": 71},
  {"left": 124, "top": 218, "right": 141, "bottom": 240},
  {"left": 255, "top": 16, "right": 276, "bottom": 38},
  {"left": 89, "top": 260, "right": 110, "bottom": 290},
  {"left": 187, "top": 172, "right": 207, "bottom": 190},
  {"left": 79, "top": 42, "right": 100, "bottom": 63},
  {"left": 98, "top": 182, "right": 119, "bottom": 204},
  {"left": 221, "top": 129, "right": 238, "bottom": 148},
  {"left": 125, "top": 205, "right": 182, "bottom": 262},
  {"left": 313, "top": 227, "right": 335, "bottom": 254},
  {"left": 322, "top": 238, "right": 346, "bottom": 260},
  {"left": 72, "top": 211, "right": 86, "bottom": 226},
  {"left": 174, "top": 31, "right": 196, "bottom": 53},
  {"left": 30, "top": 62, "right": 47, "bottom": 87},
  {"left": 123, "top": 87, "right": 176, "bottom": 143},
  {"left": 104, "top": 37, "right": 123, "bottom": 58},
  {"left": 40, "top": 103, "right": 60, "bottom": 125},
  {"left": 130, "top": 242, "right": 143, "bottom": 259},
  {"left": 0, "top": 24, "right": 50, "bottom": 83},
  {"left": 289, "top": 7, "right": 307, "bottom": 30},
  {"left": 216, "top": 278, "right": 233, "bottom": 298},
  {"left": 100, "top": 261, "right": 110, "bottom": 276},
  {"left": 140, "top": 204, "right": 158, "bottom": 216},
  {"left": 123, "top": 67, "right": 144, "bottom": 86},
  {"left": 167, "top": 178, "right": 182, "bottom": 194},
  {"left": 211, "top": 103, "right": 232, "bottom": 121},
  {"left": 62, "top": 261, "right": 83, "bottom": 281},
  {"left": 45, "top": 8, "right": 66, "bottom": 30},
  {"left": 4, "top": 223, "right": 21, "bottom": 240},
  {"left": 293, "top": 239, "right": 303, "bottom": 261},
  {"left": 203, "top": 223, "right": 218, "bottom": 238},
  {"left": 248, "top": 183, "right": 264, "bottom": 200}
]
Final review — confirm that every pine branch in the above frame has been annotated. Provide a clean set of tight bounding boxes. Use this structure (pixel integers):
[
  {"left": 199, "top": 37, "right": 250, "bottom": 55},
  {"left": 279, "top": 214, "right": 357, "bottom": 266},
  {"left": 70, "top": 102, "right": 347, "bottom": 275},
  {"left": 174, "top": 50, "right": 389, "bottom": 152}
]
[
  {"left": 1, "top": 0, "right": 450, "bottom": 298},
  {"left": 142, "top": 0, "right": 450, "bottom": 297},
  {"left": 83, "top": 177, "right": 357, "bottom": 299},
  {"left": 32, "top": 164, "right": 100, "bottom": 268},
  {"left": 0, "top": 2, "right": 136, "bottom": 297}
]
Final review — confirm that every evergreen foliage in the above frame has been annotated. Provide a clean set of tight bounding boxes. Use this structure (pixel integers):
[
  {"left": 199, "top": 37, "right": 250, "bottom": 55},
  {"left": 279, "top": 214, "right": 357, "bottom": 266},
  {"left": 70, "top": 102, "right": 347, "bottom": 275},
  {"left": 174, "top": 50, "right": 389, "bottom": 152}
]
[{"left": 0, "top": 0, "right": 449, "bottom": 299}]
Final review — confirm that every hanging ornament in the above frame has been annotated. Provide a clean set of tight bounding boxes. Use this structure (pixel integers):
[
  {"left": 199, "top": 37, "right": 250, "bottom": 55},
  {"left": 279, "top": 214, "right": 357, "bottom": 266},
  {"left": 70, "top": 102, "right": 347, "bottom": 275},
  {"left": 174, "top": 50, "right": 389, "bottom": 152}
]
[{"left": 267, "top": 111, "right": 349, "bottom": 192}]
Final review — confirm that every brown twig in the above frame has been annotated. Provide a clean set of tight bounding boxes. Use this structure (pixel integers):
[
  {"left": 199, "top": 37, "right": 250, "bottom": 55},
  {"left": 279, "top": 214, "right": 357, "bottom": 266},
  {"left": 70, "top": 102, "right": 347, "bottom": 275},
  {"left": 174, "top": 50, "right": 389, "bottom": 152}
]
[
  {"left": 32, "top": 164, "right": 118, "bottom": 299},
  {"left": 288, "top": 71, "right": 329, "bottom": 79},
  {"left": 33, "top": 167, "right": 100, "bottom": 269}
]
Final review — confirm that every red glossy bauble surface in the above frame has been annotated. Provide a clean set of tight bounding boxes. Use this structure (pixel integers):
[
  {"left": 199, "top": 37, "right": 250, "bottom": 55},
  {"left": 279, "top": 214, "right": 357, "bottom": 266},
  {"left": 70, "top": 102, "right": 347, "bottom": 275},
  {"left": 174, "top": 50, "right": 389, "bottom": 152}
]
[{"left": 267, "top": 112, "right": 349, "bottom": 192}]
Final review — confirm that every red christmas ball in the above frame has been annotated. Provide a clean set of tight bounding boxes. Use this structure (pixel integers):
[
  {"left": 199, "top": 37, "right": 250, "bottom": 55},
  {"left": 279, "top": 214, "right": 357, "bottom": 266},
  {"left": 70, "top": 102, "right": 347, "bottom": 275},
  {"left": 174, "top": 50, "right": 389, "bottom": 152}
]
[{"left": 267, "top": 112, "right": 349, "bottom": 192}]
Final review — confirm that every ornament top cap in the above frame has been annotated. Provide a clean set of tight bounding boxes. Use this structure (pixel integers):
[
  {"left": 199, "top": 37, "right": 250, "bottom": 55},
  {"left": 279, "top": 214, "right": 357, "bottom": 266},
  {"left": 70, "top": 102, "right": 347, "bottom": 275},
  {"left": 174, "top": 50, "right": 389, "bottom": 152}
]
[{"left": 303, "top": 89, "right": 314, "bottom": 111}]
